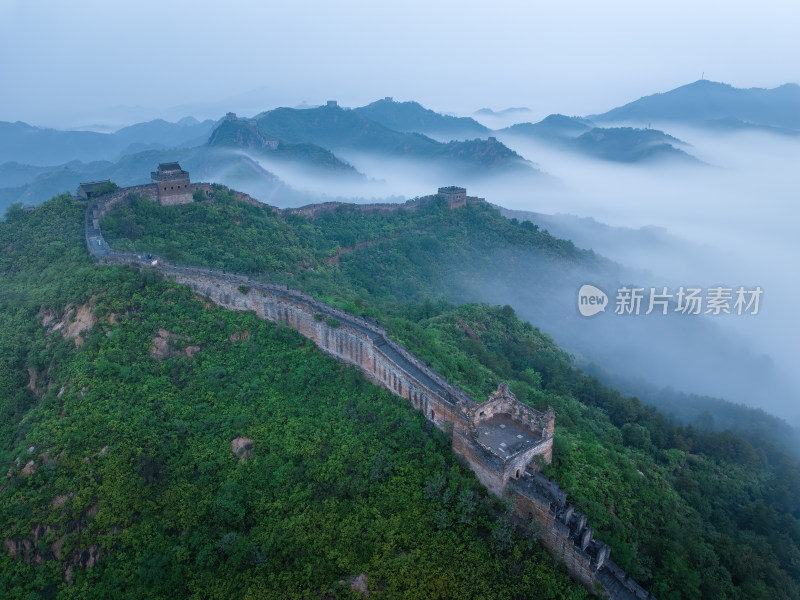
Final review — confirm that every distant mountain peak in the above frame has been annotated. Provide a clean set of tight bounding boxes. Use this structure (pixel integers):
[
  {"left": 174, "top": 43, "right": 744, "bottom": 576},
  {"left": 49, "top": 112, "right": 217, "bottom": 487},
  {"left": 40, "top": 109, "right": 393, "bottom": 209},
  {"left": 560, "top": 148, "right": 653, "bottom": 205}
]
[
  {"left": 474, "top": 107, "right": 531, "bottom": 116},
  {"left": 591, "top": 80, "right": 800, "bottom": 130},
  {"left": 500, "top": 116, "right": 694, "bottom": 163},
  {"left": 354, "top": 99, "right": 489, "bottom": 139},
  {"left": 539, "top": 114, "right": 595, "bottom": 127},
  {"left": 501, "top": 114, "right": 594, "bottom": 140}
]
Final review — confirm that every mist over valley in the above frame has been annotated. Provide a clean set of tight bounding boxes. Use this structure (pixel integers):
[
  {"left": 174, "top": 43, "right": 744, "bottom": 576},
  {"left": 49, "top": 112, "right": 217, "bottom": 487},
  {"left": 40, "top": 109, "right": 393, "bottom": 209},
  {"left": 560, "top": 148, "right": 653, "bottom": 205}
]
[{"left": 4, "top": 82, "right": 796, "bottom": 429}]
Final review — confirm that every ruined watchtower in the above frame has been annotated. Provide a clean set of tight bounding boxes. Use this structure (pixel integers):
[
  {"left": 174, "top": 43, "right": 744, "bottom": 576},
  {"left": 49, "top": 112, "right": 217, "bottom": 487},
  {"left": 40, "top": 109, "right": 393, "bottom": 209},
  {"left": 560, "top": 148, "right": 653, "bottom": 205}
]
[
  {"left": 438, "top": 186, "right": 467, "bottom": 209},
  {"left": 76, "top": 180, "right": 113, "bottom": 200},
  {"left": 458, "top": 383, "right": 555, "bottom": 493},
  {"left": 151, "top": 162, "right": 193, "bottom": 206}
]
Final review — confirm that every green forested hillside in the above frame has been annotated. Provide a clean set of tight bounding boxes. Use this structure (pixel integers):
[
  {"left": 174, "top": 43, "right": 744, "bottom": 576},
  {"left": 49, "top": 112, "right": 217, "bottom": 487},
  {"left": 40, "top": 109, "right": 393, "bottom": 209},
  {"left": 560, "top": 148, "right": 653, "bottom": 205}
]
[
  {"left": 387, "top": 303, "right": 800, "bottom": 598},
  {"left": 2, "top": 193, "right": 800, "bottom": 599},
  {"left": 1, "top": 198, "right": 585, "bottom": 599},
  {"left": 98, "top": 191, "right": 800, "bottom": 599},
  {"left": 100, "top": 190, "right": 591, "bottom": 309}
]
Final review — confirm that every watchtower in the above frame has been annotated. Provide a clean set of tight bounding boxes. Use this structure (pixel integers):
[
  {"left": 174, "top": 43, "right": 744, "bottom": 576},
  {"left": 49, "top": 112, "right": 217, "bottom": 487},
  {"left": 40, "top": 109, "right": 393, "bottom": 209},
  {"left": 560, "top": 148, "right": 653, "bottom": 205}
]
[
  {"left": 438, "top": 186, "right": 467, "bottom": 209},
  {"left": 151, "top": 162, "right": 193, "bottom": 206},
  {"left": 462, "top": 383, "right": 555, "bottom": 490},
  {"left": 76, "top": 180, "right": 112, "bottom": 200}
]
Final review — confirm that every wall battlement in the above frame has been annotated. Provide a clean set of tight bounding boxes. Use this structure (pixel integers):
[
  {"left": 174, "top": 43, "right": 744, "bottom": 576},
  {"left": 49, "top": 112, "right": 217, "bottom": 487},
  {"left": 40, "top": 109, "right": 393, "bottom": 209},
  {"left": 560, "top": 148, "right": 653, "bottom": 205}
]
[
  {"left": 82, "top": 176, "right": 655, "bottom": 599},
  {"left": 437, "top": 186, "right": 467, "bottom": 209},
  {"left": 286, "top": 189, "right": 485, "bottom": 220}
]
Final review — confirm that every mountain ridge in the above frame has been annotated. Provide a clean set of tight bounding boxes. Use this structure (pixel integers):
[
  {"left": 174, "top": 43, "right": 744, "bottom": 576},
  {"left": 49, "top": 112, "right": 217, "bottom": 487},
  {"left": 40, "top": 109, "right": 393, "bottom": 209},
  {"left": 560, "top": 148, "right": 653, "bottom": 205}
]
[
  {"left": 252, "top": 104, "right": 535, "bottom": 174},
  {"left": 590, "top": 79, "right": 800, "bottom": 130},
  {"left": 501, "top": 115, "right": 697, "bottom": 163},
  {"left": 354, "top": 99, "right": 490, "bottom": 139},
  {"left": 0, "top": 118, "right": 217, "bottom": 165}
]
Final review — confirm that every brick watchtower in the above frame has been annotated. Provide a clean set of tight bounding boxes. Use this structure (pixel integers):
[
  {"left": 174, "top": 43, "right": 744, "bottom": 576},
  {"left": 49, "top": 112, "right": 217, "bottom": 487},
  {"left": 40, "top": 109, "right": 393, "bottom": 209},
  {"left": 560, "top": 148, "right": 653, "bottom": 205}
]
[
  {"left": 151, "top": 162, "right": 193, "bottom": 206},
  {"left": 438, "top": 186, "right": 467, "bottom": 209}
]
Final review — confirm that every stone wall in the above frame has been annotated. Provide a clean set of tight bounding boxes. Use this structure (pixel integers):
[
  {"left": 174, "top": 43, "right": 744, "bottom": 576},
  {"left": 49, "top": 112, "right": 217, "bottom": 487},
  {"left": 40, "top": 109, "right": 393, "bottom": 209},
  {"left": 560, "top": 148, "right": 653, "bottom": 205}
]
[
  {"left": 157, "top": 266, "right": 477, "bottom": 436},
  {"left": 452, "top": 433, "right": 507, "bottom": 495},
  {"left": 467, "top": 382, "right": 555, "bottom": 444},
  {"left": 158, "top": 188, "right": 193, "bottom": 206},
  {"left": 285, "top": 193, "right": 486, "bottom": 220},
  {"left": 285, "top": 199, "right": 423, "bottom": 219},
  {"left": 509, "top": 473, "right": 655, "bottom": 599},
  {"left": 83, "top": 187, "right": 655, "bottom": 600},
  {"left": 501, "top": 437, "right": 553, "bottom": 483},
  {"left": 93, "top": 184, "right": 158, "bottom": 218}
]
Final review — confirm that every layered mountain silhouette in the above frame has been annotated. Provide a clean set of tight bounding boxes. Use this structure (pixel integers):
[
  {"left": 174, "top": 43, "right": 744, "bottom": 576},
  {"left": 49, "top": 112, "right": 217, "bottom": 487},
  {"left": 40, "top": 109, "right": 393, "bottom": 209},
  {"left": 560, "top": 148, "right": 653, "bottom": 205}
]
[
  {"left": 503, "top": 114, "right": 594, "bottom": 142},
  {"left": 0, "top": 117, "right": 216, "bottom": 165},
  {"left": 208, "top": 119, "right": 359, "bottom": 174},
  {"left": 2, "top": 80, "right": 798, "bottom": 210},
  {"left": 354, "top": 98, "right": 489, "bottom": 139},
  {"left": 474, "top": 107, "right": 532, "bottom": 117},
  {"left": 590, "top": 79, "right": 800, "bottom": 131},
  {"left": 252, "top": 104, "right": 533, "bottom": 174},
  {"left": 502, "top": 115, "right": 696, "bottom": 163},
  {"left": 0, "top": 147, "right": 285, "bottom": 211}
]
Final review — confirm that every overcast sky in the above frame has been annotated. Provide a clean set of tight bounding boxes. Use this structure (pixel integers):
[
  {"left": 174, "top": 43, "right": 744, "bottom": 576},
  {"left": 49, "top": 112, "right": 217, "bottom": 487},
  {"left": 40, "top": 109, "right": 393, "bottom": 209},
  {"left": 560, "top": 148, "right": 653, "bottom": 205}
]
[{"left": 1, "top": 0, "right": 798, "bottom": 127}]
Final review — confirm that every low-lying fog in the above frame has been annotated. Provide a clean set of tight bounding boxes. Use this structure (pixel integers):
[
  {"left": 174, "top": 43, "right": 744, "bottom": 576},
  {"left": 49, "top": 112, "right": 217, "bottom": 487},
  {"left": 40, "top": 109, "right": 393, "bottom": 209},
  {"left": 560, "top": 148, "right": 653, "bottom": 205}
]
[
  {"left": 232, "top": 125, "right": 799, "bottom": 425},
  {"left": 482, "top": 127, "right": 800, "bottom": 418}
]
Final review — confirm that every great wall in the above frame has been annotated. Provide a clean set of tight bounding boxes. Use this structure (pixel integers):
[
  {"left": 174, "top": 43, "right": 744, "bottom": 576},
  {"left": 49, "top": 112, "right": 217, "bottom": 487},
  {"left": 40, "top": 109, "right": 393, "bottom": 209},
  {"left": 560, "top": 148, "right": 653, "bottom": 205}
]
[{"left": 80, "top": 164, "right": 656, "bottom": 599}]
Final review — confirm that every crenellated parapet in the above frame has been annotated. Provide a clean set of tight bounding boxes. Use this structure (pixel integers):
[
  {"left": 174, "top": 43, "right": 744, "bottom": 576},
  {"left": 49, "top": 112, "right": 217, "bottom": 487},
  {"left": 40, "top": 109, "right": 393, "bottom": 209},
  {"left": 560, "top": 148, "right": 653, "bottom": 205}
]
[
  {"left": 453, "top": 383, "right": 555, "bottom": 491},
  {"left": 465, "top": 382, "right": 555, "bottom": 439}
]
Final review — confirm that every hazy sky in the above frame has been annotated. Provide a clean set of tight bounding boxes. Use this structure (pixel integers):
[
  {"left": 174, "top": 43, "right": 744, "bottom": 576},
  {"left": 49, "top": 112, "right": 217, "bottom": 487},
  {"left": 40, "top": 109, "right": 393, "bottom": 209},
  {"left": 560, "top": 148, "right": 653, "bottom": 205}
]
[{"left": 1, "top": 0, "right": 798, "bottom": 127}]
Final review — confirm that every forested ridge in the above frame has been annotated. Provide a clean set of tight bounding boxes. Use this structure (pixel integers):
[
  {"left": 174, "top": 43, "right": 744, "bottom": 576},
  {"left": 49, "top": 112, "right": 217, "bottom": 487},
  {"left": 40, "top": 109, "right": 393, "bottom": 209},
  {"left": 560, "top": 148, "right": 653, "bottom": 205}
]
[
  {"left": 0, "top": 192, "right": 799, "bottom": 598},
  {"left": 1, "top": 197, "right": 584, "bottom": 599}
]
